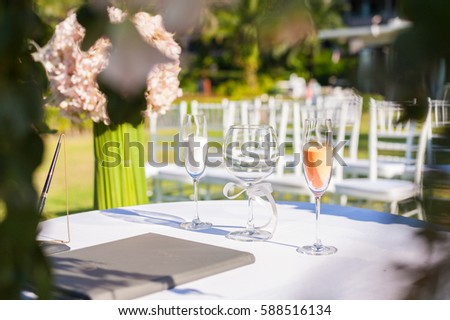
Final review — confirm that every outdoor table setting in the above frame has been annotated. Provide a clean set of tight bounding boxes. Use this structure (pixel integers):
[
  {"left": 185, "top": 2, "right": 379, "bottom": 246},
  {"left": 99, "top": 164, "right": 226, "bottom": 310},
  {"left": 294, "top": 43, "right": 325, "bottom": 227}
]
[
  {"left": 38, "top": 199, "right": 450, "bottom": 300},
  {"left": 35, "top": 115, "right": 450, "bottom": 300},
  {"left": 3, "top": 2, "right": 450, "bottom": 314}
]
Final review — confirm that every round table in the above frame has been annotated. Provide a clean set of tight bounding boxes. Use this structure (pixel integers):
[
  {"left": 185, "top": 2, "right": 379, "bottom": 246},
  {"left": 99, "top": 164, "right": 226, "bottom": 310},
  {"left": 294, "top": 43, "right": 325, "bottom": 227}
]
[{"left": 38, "top": 200, "right": 450, "bottom": 299}]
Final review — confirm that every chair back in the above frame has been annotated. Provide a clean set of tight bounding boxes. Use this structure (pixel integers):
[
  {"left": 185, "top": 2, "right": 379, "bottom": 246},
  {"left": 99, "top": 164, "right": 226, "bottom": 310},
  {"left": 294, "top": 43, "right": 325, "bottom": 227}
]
[
  {"left": 429, "top": 100, "right": 450, "bottom": 128},
  {"left": 318, "top": 93, "right": 363, "bottom": 159},
  {"left": 343, "top": 95, "right": 363, "bottom": 161},
  {"left": 427, "top": 98, "right": 450, "bottom": 164},
  {"left": 314, "top": 102, "right": 348, "bottom": 182},
  {"left": 191, "top": 99, "right": 234, "bottom": 143},
  {"left": 275, "top": 101, "right": 348, "bottom": 180},
  {"left": 235, "top": 97, "right": 279, "bottom": 129},
  {"left": 369, "top": 98, "right": 429, "bottom": 185},
  {"left": 149, "top": 101, "right": 187, "bottom": 163},
  {"left": 275, "top": 101, "right": 303, "bottom": 177},
  {"left": 415, "top": 107, "right": 431, "bottom": 190}
]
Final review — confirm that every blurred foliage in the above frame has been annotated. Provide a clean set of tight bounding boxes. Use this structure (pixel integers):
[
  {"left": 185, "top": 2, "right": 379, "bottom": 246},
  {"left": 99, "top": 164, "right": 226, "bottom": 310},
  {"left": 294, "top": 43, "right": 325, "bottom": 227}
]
[
  {"left": 0, "top": 0, "right": 53, "bottom": 299},
  {"left": 188, "top": 0, "right": 350, "bottom": 96},
  {"left": 392, "top": 0, "right": 450, "bottom": 120},
  {"left": 43, "top": 106, "right": 92, "bottom": 134},
  {"left": 35, "top": 0, "right": 83, "bottom": 25},
  {"left": 392, "top": 0, "right": 450, "bottom": 299},
  {"left": 310, "top": 49, "right": 357, "bottom": 85}
]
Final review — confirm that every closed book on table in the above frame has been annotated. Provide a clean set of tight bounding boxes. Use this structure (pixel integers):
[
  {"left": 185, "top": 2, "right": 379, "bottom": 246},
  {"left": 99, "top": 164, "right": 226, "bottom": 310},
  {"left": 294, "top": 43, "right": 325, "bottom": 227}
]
[{"left": 49, "top": 233, "right": 255, "bottom": 299}]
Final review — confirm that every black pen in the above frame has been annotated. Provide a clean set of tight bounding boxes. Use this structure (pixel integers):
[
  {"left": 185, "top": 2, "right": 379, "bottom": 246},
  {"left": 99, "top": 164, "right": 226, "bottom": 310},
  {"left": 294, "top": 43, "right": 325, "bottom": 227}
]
[{"left": 38, "top": 134, "right": 63, "bottom": 216}]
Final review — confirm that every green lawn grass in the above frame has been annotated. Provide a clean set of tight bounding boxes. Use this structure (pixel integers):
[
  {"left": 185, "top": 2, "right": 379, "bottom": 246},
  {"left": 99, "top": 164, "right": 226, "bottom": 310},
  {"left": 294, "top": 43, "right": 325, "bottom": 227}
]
[{"left": 34, "top": 133, "right": 95, "bottom": 219}]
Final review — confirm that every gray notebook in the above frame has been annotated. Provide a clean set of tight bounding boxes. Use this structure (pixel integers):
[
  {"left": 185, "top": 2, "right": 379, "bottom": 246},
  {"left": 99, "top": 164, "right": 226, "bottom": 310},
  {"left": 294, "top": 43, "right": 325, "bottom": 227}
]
[{"left": 50, "top": 233, "right": 255, "bottom": 299}]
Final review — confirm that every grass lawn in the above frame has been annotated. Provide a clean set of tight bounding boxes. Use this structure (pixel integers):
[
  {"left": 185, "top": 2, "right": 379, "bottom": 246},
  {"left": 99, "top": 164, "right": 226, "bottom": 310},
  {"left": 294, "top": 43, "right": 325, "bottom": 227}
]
[{"left": 34, "top": 133, "right": 95, "bottom": 219}]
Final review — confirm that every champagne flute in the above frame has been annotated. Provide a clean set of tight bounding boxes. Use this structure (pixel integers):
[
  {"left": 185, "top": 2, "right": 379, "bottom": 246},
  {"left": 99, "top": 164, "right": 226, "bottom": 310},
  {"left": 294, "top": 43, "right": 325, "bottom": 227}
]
[
  {"left": 180, "top": 114, "right": 212, "bottom": 230},
  {"left": 298, "top": 118, "right": 337, "bottom": 255},
  {"left": 223, "top": 125, "right": 279, "bottom": 241}
]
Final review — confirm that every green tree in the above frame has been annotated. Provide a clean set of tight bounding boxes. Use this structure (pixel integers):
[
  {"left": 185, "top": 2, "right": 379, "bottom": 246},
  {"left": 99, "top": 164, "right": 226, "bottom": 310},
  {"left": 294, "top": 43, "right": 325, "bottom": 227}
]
[
  {"left": 236, "top": 0, "right": 262, "bottom": 89},
  {"left": 198, "top": 1, "right": 310, "bottom": 89},
  {"left": 393, "top": 0, "right": 450, "bottom": 118},
  {"left": 195, "top": 0, "right": 347, "bottom": 90}
]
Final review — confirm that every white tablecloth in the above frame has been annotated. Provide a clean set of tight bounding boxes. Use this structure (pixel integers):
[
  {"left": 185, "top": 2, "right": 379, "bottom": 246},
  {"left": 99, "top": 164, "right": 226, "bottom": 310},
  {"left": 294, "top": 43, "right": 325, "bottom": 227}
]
[{"left": 38, "top": 200, "right": 450, "bottom": 299}]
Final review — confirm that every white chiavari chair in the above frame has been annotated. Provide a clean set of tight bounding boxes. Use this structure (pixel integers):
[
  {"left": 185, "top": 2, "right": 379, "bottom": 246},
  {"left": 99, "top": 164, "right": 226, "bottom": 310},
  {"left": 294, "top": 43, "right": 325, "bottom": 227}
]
[
  {"left": 344, "top": 98, "right": 419, "bottom": 179},
  {"left": 334, "top": 98, "right": 431, "bottom": 220},
  {"left": 427, "top": 98, "right": 450, "bottom": 165}
]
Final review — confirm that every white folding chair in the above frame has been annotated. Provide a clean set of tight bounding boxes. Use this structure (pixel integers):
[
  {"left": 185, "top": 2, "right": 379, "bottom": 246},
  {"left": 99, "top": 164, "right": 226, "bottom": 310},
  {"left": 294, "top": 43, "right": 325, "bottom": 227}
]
[
  {"left": 266, "top": 101, "right": 309, "bottom": 199},
  {"left": 235, "top": 97, "right": 279, "bottom": 128},
  {"left": 423, "top": 98, "right": 450, "bottom": 219},
  {"left": 334, "top": 99, "right": 431, "bottom": 220},
  {"left": 344, "top": 98, "right": 419, "bottom": 179},
  {"left": 333, "top": 94, "right": 363, "bottom": 165},
  {"left": 146, "top": 102, "right": 190, "bottom": 202},
  {"left": 427, "top": 98, "right": 450, "bottom": 165},
  {"left": 191, "top": 99, "right": 234, "bottom": 142}
]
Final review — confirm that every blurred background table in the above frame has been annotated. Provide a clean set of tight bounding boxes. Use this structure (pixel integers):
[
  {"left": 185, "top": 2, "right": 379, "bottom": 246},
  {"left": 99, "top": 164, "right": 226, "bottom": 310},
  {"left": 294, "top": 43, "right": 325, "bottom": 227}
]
[{"left": 38, "top": 200, "right": 450, "bottom": 299}]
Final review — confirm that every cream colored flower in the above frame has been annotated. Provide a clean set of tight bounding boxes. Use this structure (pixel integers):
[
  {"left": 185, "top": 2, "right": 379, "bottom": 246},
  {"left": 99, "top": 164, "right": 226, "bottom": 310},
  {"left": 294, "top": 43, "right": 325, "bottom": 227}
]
[
  {"left": 33, "top": 13, "right": 112, "bottom": 124},
  {"left": 107, "top": 6, "right": 127, "bottom": 24},
  {"left": 33, "top": 8, "right": 182, "bottom": 124},
  {"left": 133, "top": 12, "right": 182, "bottom": 116}
]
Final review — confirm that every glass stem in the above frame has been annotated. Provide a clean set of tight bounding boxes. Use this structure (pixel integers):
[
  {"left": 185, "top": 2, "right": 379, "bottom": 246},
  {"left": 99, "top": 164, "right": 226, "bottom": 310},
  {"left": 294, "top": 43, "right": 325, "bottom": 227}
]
[
  {"left": 246, "top": 194, "right": 255, "bottom": 231},
  {"left": 193, "top": 178, "right": 199, "bottom": 222},
  {"left": 314, "top": 196, "right": 323, "bottom": 249}
]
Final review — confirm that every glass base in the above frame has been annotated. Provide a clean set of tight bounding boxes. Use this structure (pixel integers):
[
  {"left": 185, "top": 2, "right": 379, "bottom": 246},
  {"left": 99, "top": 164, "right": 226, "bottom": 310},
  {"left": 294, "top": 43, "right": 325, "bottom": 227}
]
[
  {"left": 296, "top": 244, "right": 337, "bottom": 256},
  {"left": 226, "top": 229, "right": 272, "bottom": 242},
  {"left": 180, "top": 220, "right": 212, "bottom": 230}
]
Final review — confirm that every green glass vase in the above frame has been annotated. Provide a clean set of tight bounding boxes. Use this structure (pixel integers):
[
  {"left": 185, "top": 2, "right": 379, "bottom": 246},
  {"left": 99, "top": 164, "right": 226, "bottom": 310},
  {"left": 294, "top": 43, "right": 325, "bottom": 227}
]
[{"left": 93, "top": 121, "right": 148, "bottom": 209}]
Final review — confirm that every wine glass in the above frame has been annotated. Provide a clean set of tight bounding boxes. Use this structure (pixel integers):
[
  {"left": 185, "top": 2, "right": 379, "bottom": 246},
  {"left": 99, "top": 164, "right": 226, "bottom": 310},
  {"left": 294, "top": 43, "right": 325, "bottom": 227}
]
[
  {"left": 223, "top": 124, "right": 279, "bottom": 241},
  {"left": 180, "top": 114, "right": 212, "bottom": 230},
  {"left": 297, "top": 118, "right": 337, "bottom": 255}
]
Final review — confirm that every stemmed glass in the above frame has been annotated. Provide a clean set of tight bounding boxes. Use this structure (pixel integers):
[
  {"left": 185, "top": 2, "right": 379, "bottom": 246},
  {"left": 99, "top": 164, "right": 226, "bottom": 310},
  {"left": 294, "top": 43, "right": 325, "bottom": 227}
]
[
  {"left": 297, "top": 118, "right": 337, "bottom": 255},
  {"left": 223, "top": 125, "right": 279, "bottom": 241},
  {"left": 180, "top": 114, "right": 212, "bottom": 230}
]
